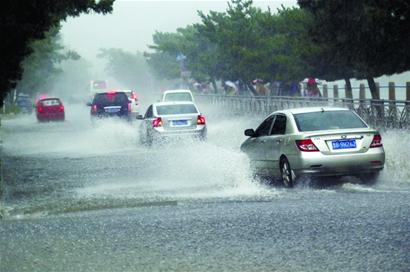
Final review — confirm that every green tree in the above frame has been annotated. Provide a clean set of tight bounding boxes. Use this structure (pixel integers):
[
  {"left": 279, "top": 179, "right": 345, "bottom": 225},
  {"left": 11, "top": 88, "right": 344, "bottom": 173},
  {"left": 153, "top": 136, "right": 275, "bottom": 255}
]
[
  {"left": 267, "top": 6, "right": 315, "bottom": 81},
  {"left": 0, "top": 0, "right": 114, "bottom": 107},
  {"left": 17, "top": 25, "right": 80, "bottom": 96},
  {"left": 145, "top": 31, "right": 181, "bottom": 80},
  {"left": 298, "top": 0, "right": 410, "bottom": 99},
  {"left": 197, "top": 0, "right": 311, "bottom": 91},
  {"left": 197, "top": 0, "right": 276, "bottom": 85},
  {"left": 98, "top": 48, "right": 152, "bottom": 89},
  {"left": 148, "top": 26, "right": 220, "bottom": 91}
]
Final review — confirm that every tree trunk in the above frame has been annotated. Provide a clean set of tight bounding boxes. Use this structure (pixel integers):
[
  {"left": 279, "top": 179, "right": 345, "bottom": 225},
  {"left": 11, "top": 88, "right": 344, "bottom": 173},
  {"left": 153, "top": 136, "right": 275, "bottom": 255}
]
[
  {"left": 367, "top": 76, "right": 379, "bottom": 100},
  {"left": 211, "top": 77, "right": 218, "bottom": 94},
  {"left": 367, "top": 76, "right": 383, "bottom": 122},
  {"left": 344, "top": 77, "right": 353, "bottom": 98},
  {"left": 344, "top": 77, "right": 353, "bottom": 109}
]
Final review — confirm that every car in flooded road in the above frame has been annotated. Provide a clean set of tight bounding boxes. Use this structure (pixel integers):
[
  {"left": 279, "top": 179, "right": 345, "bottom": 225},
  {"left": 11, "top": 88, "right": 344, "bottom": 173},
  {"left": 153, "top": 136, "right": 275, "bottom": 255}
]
[
  {"left": 35, "top": 97, "right": 65, "bottom": 122},
  {"left": 161, "top": 89, "right": 195, "bottom": 102},
  {"left": 88, "top": 91, "right": 131, "bottom": 121},
  {"left": 123, "top": 90, "right": 140, "bottom": 119},
  {"left": 137, "top": 101, "right": 207, "bottom": 145},
  {"left": 241, "top": 107, "right": 385, "bottom": 187},
  {"left": 15, "top": 93, "right": 33, "bottom": 114}
]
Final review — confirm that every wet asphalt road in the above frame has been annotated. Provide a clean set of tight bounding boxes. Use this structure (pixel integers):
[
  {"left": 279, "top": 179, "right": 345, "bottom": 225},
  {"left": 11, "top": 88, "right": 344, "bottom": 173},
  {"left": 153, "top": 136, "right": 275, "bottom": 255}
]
[{"left": 1, "top": 104, "right": 410, "bottom": 272}]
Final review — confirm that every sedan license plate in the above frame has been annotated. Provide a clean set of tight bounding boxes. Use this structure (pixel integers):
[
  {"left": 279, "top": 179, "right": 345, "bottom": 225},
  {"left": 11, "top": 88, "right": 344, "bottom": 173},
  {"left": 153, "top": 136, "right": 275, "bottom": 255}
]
[
  {"left": 332, "top": 139, "right": 356, "bottom": 150},
  {"left": 172, "top": 120, "right": 188, "bottom": 126}
]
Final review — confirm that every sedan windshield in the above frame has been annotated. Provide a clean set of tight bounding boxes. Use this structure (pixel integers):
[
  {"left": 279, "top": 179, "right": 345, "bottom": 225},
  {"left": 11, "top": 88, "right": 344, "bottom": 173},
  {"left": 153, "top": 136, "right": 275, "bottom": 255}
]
[
  {"left": 156, "top": 104, "right": 198, "bottom": 115},
  {"left": 293, "top": 110, "right": 368, "bottom": 132}
]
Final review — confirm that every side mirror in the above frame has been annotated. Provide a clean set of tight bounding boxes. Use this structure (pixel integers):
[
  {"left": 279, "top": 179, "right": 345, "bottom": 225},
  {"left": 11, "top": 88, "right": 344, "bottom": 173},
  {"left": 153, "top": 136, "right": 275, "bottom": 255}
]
[
  {"left": 136, "top": 114, "right": 144, "bottom": 120},
  {"left": 86, "top": 102, "right": 92, "bottom": 106},
  {"left": 244, "top": 128, "right": 256, "bottom": 137}
]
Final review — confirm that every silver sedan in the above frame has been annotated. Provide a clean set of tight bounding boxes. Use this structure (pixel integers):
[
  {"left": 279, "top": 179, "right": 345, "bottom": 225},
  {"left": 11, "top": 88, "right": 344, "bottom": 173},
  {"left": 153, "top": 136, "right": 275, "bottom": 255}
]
[
  {"left": 240, "top": 107, "right": 385, "bottom": 187},
  {"left": 137, "top": 101, "right": 207, "bottom": 145}
]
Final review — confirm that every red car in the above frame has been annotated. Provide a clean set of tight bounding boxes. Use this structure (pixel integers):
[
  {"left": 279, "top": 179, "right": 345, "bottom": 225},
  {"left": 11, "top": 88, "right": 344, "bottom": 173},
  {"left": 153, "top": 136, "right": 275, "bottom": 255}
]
[{"left": 36, "top": 97, "right": 65, "bottom": 122}]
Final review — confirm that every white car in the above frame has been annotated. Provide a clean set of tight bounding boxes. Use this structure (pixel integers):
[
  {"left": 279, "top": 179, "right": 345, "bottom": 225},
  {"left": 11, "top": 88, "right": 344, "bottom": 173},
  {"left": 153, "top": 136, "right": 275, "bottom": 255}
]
[
  {"left": 137, "top": 101, "right": 207, "bottom": 145},
  {"left": 161, "top": 89, "right": 195, "bottom": 102},
  {"left": 122, "top": 90, "right": 140, "bottom": 118}
]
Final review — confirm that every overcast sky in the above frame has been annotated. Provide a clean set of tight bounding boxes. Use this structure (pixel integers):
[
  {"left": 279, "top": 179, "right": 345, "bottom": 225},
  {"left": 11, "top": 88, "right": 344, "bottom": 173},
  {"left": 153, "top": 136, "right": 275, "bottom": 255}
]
[{"left": 61, "top": 0, "right": 297, "bottom": 60}]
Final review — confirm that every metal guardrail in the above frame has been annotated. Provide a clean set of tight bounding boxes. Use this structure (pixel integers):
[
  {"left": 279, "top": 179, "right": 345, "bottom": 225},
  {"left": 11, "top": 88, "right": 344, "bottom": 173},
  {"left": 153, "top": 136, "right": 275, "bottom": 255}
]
[{"left": 197, "top": 94, "right": 410, "bottom": 129}]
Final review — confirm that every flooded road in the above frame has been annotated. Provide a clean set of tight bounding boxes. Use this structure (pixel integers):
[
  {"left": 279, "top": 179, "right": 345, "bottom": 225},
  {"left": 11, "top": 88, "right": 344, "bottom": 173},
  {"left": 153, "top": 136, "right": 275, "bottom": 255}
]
[{"left": 1, "top": 102, "right": 409, "bottom": 271}]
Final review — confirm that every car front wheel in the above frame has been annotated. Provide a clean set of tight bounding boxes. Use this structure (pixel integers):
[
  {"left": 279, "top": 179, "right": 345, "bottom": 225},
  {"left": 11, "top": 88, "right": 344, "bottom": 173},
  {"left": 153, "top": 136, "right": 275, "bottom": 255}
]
[{"left": 280, "top": 158, "right": 294, "bottom": 188}]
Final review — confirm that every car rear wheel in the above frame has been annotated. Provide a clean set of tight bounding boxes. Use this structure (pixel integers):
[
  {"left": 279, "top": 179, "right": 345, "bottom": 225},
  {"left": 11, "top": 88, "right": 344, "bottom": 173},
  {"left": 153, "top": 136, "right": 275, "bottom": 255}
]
[
  {"left": 357, "top": 171, "right": 380, "bottom": 185},
  {"left": 280, "top": 158, "right": 294, "bottom": 188}
]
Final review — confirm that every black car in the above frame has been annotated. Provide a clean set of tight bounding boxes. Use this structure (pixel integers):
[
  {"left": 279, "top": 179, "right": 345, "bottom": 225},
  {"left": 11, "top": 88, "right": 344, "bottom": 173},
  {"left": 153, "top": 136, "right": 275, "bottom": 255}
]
[{"left": 88, "top": 91, "right": 131, "bottom": 120}]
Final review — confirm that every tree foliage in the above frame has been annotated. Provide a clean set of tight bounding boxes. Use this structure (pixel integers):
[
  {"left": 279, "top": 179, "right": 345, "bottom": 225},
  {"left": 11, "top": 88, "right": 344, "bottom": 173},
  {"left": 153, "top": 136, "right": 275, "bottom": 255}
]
[
  {"left": 298, "top": 0, "right": 410, "bottom": 99},
  {"left": 98, "top": 48, "right": 152, "bottom": 89},
  {"left": 1, "top": 0, "right": 114, "bottom": 106},
  {"left": 17, "top": 25, "right": 80, "bottom": 96},
  {"left": 147, "top": 0, "right": 314, "bottom": 91},
  {"left": 145, "top": 0, "right": 410, "bottom": 97}
]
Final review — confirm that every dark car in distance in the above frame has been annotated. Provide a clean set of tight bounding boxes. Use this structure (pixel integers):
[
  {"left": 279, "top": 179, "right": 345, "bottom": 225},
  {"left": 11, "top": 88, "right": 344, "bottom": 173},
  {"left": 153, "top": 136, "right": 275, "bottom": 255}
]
[
  {"left": 88, "top": 91, "right": 131, "bottom": 121},
  {"left": 16, "top": 94, "right": 33, "bottom": 114}
]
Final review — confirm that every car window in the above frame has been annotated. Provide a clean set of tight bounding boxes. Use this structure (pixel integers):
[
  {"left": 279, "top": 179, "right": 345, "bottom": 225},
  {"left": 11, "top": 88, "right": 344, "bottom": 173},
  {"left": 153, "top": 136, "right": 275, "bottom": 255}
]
[
  {"left": 255, "top": 116, "right": 274, "bottom": 137},
  {"left": 145, "top": 105, "right": 153, "bottom": 118},
  {"left": 293, "top": 110, "right": 368, "bottom": 132},
  {"left": 156, "top": 104, "right": 198, "bottom": 115},
  {"left": 93, "top": 92, "right": 128, "bottom": 106},
  {"left": 270, "top": 114, "right": 286, "bottom": 135},
  {"left": 164, "top": 93, "right": 193, "bottom": 102},
  {"left": 41, "top": 99, "right": 61, "bottom": 106}
]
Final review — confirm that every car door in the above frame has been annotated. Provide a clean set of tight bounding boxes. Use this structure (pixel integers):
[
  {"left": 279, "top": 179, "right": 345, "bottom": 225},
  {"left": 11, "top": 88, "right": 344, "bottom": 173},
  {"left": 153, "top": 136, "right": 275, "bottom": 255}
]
[
  {"left": 263, "top": 114, "right": 287, "bottom": 176},
  {"left": 244, "top": 115, "right": 275, "bottom": 172}
]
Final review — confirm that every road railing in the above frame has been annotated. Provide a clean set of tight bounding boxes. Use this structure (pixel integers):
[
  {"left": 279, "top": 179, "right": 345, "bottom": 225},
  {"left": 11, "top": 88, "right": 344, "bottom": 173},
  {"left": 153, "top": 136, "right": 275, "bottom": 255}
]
[{"left": 196, "top": 94, "right": 410, "bottom": 129}]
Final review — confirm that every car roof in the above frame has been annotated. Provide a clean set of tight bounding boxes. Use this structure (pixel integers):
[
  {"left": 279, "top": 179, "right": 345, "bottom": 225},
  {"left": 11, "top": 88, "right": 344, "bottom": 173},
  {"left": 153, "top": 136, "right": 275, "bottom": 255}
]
[
  {"left": 153, "top": 101, "right": 197, "bottom": 107},
  {"left": 274, "top": 107, "right": 349, "bottom": 115},
  {"left": 163, "top": 89, "right": 192, "bottom": 94},
  {"left": 95, "top": 91, "right": 127, "bottom": 95}
]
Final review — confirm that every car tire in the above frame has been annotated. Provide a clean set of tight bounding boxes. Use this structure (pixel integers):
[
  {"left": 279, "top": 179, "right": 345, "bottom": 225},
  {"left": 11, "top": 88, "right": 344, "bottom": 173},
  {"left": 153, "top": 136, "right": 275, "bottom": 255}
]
[
  {"left": 358, "top": 171, "right": 380, "bottom": 185},
  {"left": 280, "top": 158, "right": 294, "bottom": 188}
]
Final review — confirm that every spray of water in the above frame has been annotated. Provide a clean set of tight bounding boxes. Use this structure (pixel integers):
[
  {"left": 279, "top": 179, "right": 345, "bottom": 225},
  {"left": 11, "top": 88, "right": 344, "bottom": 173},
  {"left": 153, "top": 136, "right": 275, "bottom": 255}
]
[{"left": 2, "top": 100, "right": 409, "bottom": 216}]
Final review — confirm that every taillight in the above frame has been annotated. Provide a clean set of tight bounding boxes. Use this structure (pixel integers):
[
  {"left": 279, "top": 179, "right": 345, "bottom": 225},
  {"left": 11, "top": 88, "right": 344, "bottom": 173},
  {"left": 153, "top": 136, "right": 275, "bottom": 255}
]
[
  {"left": 38, "top": 106, "right": 44, "bottom": 113},
  {"left": 152, "top": 117, "right": 162, "bottom": 127},
  {"left": 295, "top": 139, "right": 319, "bottom": 152},
  {"left": 131, "top": 92, "right": 137, "bottom": 100},
  {"left": 370, "top": 134, "right": 383, "bottom": 148},
  {"left": 92, "top": 105, "right": 97, "bottom": 113},
  {"left": 128, "top": 102, "right": 131, "bottom": 112},
  {"left": 59, "top": 105, "right": 64, "bottom": 112},
  {"left": 197, "top": 115, "right": 206, "bottom": 125}
]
